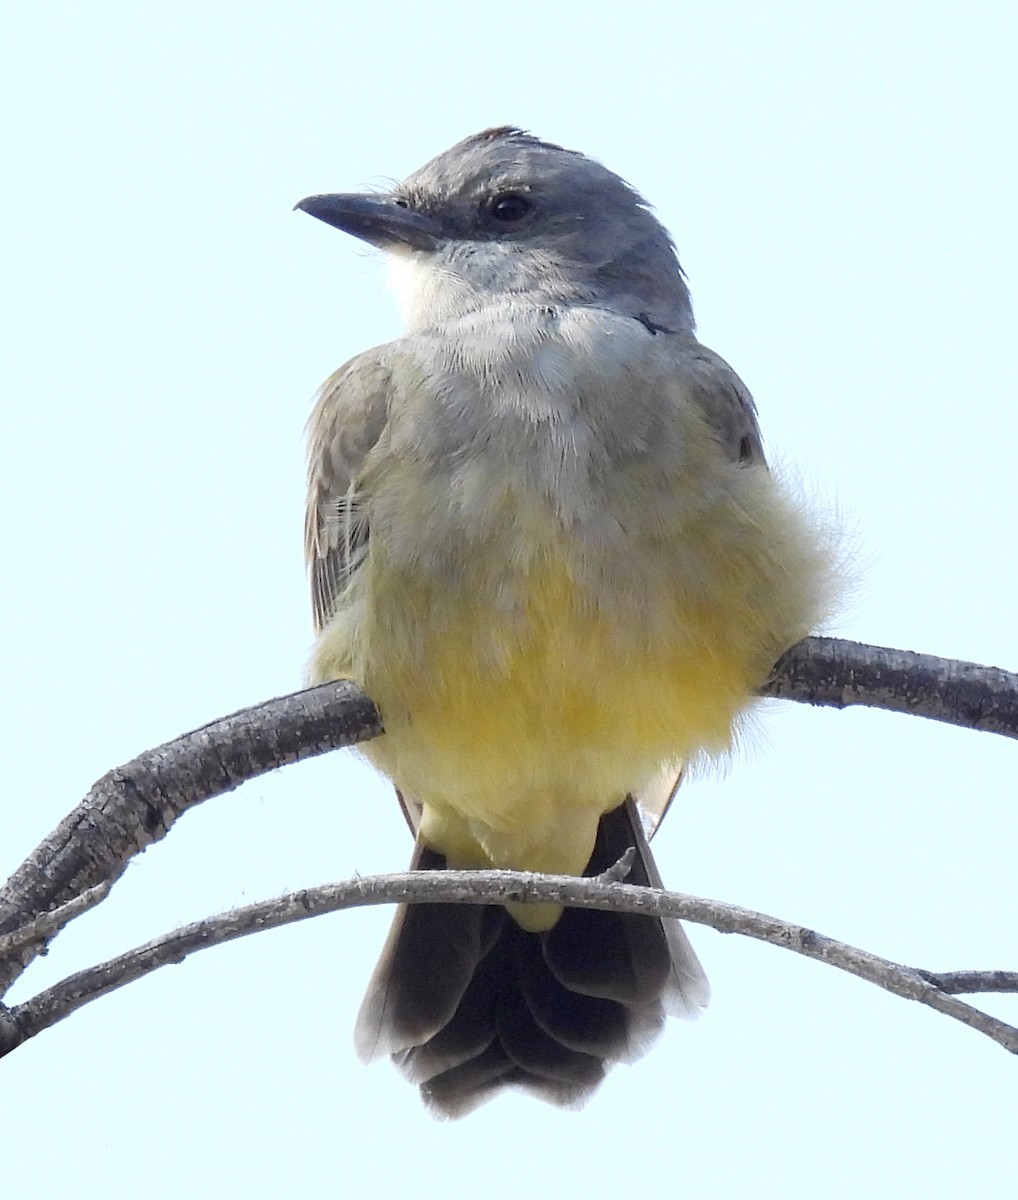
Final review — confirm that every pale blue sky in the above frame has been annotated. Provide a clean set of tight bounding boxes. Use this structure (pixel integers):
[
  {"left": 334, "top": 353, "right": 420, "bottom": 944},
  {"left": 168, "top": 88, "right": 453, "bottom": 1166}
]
[{"left": 3, "top": 3, "right": 1017, "bottom": 1196}]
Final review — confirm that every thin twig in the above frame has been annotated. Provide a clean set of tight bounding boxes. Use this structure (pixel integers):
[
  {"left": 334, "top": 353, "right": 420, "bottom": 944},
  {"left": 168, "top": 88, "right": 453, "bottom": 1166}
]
[
  {"left": 593, "top": 848, "right": 636, "bottom": 884},
  {"left": 917, "top": 970, "right": 1018, "bottom": 994},
  {"left": 1, "top": 870, "right": 1014, "bottom": 1060},
  {"left": 0, "top": 883, "right": 112, "bottom": 960}
]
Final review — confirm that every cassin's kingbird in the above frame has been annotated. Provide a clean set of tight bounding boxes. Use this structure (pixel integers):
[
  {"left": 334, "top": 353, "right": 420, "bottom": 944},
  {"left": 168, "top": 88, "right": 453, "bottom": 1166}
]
[{"left": 297, "top": 127, "right": 834, "bottom": 1116}]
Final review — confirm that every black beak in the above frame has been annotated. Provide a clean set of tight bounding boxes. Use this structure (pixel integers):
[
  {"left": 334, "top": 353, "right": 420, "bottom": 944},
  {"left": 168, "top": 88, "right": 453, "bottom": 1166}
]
[{"left": 295, "top": 193, "right": 441, "bottom": 251}]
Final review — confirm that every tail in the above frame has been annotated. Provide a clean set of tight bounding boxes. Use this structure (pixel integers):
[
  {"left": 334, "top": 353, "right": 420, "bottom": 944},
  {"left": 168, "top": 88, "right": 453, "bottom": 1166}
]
[{"left": 353, "top": 799, "right": 709, "bottom": 1117}]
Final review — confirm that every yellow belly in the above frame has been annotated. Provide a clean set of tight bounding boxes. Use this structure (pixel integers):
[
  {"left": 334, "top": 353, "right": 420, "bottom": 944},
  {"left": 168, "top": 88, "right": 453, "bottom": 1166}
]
[{"left": 313, "top": 527, "right": 780, "bottom": 915}]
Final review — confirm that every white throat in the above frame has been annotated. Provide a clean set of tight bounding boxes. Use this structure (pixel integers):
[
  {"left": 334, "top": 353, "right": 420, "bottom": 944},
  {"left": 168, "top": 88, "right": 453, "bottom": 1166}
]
[
  {"left": 387, "top": 243, "right": 573, "bottom": 331},
  {"left": 387, "top": 250, "right": 484, "bottom": 330}
]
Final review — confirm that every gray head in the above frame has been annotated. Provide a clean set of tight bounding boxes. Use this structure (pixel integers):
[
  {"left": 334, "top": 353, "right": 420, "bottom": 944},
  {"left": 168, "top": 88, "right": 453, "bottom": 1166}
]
[{"left": 297, "top": 127, "right": 694, "bottom": 334}]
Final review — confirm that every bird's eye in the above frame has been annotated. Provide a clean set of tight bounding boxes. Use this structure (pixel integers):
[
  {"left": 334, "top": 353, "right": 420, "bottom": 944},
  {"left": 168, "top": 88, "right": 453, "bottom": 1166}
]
[{"left": 486, "top": 192, "right": 532, "bottom": 222}]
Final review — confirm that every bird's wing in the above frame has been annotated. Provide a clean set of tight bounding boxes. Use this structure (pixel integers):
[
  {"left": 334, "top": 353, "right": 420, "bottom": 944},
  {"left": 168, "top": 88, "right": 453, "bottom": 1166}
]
[
  {"left": 304, "top": 348, "right": 392, "bottom": 633},
  {"left": 633, "top": 340, "right": 766, "bottom": 836},
  {"left": 633, "top": 766, "right": 685, "bottom": 841},
  {"left": 677, "top": 341, "right": 767, "bottom": 467}
]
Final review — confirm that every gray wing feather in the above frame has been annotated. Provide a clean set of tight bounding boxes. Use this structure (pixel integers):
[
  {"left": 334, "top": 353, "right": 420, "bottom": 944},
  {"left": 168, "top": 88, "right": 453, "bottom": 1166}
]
[
  {"left": 632, "top": 342, "right": 765, "bottom": 841},
  {"left": 677, "top": 342, "right": 766, "bottom": 466},
  {"left": 304, "top": 348, "right": 392, "bottom": 632}
]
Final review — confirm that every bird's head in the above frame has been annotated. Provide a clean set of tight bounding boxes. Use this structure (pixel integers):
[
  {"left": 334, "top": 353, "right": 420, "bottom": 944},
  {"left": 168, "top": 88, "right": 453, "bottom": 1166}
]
[{"left": 297, "top": 127, "right": 693, "bottom": 332}]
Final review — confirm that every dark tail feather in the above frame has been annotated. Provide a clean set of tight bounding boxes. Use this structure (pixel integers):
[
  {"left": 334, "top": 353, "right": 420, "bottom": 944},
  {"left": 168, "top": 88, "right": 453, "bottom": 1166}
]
[
  {"left": 353, "top": 843, "right": 501, "bottom": 1062},
  {"left": 353, "top": 799, "right": 709, "bottom": 1117},
  {"left": 545, "top": 799, "right": 709, "bottom": 1021}
]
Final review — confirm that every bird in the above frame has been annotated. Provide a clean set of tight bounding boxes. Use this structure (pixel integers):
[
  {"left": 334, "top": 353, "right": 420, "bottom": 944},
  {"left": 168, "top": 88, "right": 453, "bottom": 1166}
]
[{"left": 297, "top": 127, "right": 835, "bottom": 1117}]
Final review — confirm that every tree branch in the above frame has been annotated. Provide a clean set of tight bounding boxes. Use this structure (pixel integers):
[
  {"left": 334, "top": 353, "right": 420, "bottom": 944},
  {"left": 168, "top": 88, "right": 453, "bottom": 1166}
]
[
  {"left": 3, "top": 636, "right": 1015, "bottom": 1000},
  {"left": 0, "top": 681, "right": 380, "bottom": 993},
  {"left": 1, "top": 869, "right": 1014, "bottom": 1061},
  {"left": 764, "top": 637, "right": 1018, "bottom": 737}
]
